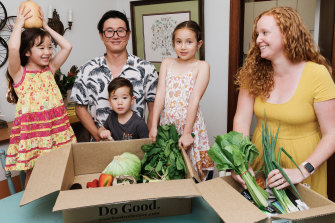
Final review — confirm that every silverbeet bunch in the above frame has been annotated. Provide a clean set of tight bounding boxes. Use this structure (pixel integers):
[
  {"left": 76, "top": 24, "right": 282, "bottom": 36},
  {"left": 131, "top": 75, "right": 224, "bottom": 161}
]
[{"left": 141, "top": 124, "right": 187, "bottom": 182}]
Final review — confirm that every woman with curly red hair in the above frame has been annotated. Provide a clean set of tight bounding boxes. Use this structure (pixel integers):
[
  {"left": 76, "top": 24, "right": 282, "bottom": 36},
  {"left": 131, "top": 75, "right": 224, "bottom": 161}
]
[{"left": 233, "top": 7, "right": 335, "bottom": 197}]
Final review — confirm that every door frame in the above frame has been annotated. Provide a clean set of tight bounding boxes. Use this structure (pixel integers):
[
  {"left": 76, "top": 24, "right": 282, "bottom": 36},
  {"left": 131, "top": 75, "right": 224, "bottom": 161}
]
[{"left": 227, "top": 0, "right": 244, "bottom": 132}]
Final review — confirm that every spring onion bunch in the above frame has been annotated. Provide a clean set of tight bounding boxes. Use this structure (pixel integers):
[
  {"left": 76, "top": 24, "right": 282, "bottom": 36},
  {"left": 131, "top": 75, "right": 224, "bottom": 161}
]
[
  {"left": 208, "top": 131, "right": 269, "bottom": 208},
  {"left": 262, "top": 113, "right": 305, "bottom": 213}
]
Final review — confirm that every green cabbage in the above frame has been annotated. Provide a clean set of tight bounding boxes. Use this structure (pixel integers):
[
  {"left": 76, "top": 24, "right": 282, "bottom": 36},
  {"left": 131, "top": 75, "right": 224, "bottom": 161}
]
[{"left": 103, "top": 152, "right": 141, "bottom": 181}]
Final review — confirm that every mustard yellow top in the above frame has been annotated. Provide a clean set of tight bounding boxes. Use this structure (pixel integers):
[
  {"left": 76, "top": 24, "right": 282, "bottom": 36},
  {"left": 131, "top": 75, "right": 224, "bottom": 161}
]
[{"left": 252, "top": 61, "right": 335, "bottom": 197}]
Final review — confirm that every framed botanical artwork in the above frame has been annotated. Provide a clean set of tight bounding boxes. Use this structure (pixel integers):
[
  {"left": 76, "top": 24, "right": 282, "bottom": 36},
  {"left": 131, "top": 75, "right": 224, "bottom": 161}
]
[{"left": 130, "top": 0, "right": 204, "bottom": 71}]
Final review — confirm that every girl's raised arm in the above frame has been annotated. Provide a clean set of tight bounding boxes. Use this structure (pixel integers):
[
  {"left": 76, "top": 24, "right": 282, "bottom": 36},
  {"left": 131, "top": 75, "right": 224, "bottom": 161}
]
[
  {"left": 148, "top": 58, "right": 169, "bottom": 141},
  {"left": 39, "top": 8, "right": 72, "bottom": 74},
  {"left": 179, "top": 61, "right": 210, "bottom": 150},
  {"left": 8, "top": 6, "right": 31, "bottom": 82}
]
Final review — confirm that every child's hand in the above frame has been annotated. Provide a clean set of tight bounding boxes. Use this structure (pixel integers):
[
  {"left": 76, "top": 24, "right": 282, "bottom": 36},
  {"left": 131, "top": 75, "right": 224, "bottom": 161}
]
[
  {"left": 16, "top": 5, "right": 32, "bottom": 28},
  {"left": 178, "top": 133, "right": 194, "bottom": 150},
  {"left": 149, "top": 128, "right": 158, "bottom": 142},
  {"left": 38, "top": 7, "right": 48, "bottom": 29},
  {"left": 100, "top": 130, "right": 111, "bottom": 139}
]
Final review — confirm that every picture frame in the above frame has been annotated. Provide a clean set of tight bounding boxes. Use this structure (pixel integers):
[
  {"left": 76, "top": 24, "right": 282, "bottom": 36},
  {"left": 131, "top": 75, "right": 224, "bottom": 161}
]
[{"left": 130, "top": 0, "right": 204, "bottom": 71}]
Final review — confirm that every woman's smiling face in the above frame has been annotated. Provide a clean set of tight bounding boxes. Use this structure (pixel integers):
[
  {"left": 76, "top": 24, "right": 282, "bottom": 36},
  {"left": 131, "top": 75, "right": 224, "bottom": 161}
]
[{"left": 256, "top": 15, "right": 284, "bottom": 61}]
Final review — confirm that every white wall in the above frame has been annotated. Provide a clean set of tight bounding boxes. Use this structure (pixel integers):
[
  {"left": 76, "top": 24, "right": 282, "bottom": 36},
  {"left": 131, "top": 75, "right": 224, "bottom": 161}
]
[{"left": 0, "top": 0, "right": 230, "bottom": 180}]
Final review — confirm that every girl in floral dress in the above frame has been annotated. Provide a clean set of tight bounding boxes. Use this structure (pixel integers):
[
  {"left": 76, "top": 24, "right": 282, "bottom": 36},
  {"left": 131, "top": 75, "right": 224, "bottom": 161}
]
[
  {"left": 5, "top": 6, "right": 76, "bottom": 186},
  {"left": 149, "top": 21, "right": 214, "bottom": 181}
]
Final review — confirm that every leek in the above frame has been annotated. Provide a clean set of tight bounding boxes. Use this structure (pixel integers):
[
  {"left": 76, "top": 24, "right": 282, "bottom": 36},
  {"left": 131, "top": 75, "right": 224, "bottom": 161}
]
[
  {"left": 262, "top": 112, "right": 305, "bottom": 213},
  {"left": 209, "top": 132, "right": 269, "bottom": 208}
]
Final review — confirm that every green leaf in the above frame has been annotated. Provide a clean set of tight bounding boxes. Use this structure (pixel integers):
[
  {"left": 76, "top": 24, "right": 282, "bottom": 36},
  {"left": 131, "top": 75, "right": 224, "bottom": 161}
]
[
  {"left": 176, "top": 156, "right": 184, "bottom": 170},
  {"left": 216, "top": 163, "right": 231, "bottom": 170},
  {"left": 169, "top": 124, "right": 179, "bottom": 142},
  {"left": 141, "top": 154, "right": 148, "bottom": 165},
  {"left": 158, "top": 130, "right": 168, "bottom": 141},
  {"left": 230, "top": 131, "right": 244, "bottom": 146},
  {"left": 208, "top": 143, "right": 235, "bottom": 172},
  {"left": 232, "top": 147, "right": 245, "bottom": 167},
  {"left": 141, "top": 144, "right": 153, "bottom": 152},
  {"left": 164, "top": 139, "right": 174, "bottom": 157},
  {"left": 169, "top": 151, "right": 175, "bottom": 163},
  {"left": 145, "top": 164, "right": 154, "bottom": 171},
  {"left": 156, "top": 138, "right": 166, "bottom": 147},
  {"left": 147, "top": 147, "right": 162, "bottom": 157},
  {"left": 149, "top": 155, "right": 158, "bottom": 166},
  {"left": 160, "top": 124, "right": 170, "bottom": 131},
  {"left": 277, "top": 147, "right": 305, "bottom": 179},
  {"left": 155, "top": 160, "right": 163, "bottom": 172}
]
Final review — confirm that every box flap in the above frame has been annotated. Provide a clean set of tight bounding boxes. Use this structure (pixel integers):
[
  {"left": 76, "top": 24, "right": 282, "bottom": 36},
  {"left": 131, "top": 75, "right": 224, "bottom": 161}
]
[
  {"left": 20, "top": 144, "right": 72, "bottom": 206},
  {"left": 196, "top": 177, "right": 267, "bottom": 223},
  {"left": 71, "top": 139, "right": 152, "bottom": 175},
  {"left": 53, "top": 179, "right": 200, "bottom": 211},
  {"left": 181, "top": 149, "right": 201, "bottom": 183},
  {"left": 273, "top": 203, "right": 335, "bottom": 220},
  {"left": 293, "top": 183, "right": 334, "bottom": 208}
]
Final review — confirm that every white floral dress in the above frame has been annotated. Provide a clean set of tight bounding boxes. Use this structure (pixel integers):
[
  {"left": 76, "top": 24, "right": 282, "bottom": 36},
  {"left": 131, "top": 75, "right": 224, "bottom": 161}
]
[{"left": 159, "top": 64, "right": 214, "bottom": 180}]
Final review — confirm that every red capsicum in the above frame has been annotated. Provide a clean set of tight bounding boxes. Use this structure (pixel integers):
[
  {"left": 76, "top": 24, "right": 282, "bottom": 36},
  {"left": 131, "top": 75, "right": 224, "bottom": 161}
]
[
  {"left": 86, "top": 179, "right": 98, "bottom": 188},
  {"left": 99, "top": 173, "right": 113, "bottom": 187}
]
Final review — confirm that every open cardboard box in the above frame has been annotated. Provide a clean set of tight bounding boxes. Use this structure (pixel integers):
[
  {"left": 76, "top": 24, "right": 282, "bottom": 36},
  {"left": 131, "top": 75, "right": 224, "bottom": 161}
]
[
  {"left": 20, "top": 138, "right": 335, "bottom": 223},
  {"left": 196, "top": 176, "right": 335, "bottom": 223},
  {"left": 20, "top": 139, "right": 202, "bottom": 223}
]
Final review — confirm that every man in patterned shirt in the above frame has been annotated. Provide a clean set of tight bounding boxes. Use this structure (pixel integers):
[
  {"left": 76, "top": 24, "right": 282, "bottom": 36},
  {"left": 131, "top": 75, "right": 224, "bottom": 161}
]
[{"left": 71, "top": 10, "right": 158, "bottom": 141}]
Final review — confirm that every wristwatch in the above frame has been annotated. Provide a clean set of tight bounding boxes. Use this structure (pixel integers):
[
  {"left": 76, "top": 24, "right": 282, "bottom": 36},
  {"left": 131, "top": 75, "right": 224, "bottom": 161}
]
[{"left": 302, "top": 162, "right": 315, "bottom": 175}]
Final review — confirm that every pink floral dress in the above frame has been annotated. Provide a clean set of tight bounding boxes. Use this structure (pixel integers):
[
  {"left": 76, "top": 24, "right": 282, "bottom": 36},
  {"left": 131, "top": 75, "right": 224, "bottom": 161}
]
[
  {"left": 5, "top": 67, "right": 77, "bottom": 171},
  {"left": 160, "top": 64, "right": 214, "bottom": 180}
]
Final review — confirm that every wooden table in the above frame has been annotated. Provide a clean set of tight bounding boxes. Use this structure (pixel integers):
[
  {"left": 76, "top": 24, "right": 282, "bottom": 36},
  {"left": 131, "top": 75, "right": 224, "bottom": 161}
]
[
  {"left": 0, "top": 122, "right": 13, "bottom": 143},
  {"left": 0, "top": 114, "right": 80, "bottom": 143}
]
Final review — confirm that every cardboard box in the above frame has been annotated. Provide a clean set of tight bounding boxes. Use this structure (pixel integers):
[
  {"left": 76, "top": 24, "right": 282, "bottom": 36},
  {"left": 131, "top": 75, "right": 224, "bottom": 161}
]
[
  {"left": 20, "top": 139, "right": 202, "bottom": 223},
  {"left": 196, "top": 176, "right": 335, "bottom": 223},
  {"left": 20, "top": 138, "right": 335, "bottom": 222}
]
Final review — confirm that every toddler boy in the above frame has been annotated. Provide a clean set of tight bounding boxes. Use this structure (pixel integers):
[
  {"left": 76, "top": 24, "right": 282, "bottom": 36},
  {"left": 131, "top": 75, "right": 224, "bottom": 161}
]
[{"left": 98, "top": 77, "right": 149, "bottom": 140}]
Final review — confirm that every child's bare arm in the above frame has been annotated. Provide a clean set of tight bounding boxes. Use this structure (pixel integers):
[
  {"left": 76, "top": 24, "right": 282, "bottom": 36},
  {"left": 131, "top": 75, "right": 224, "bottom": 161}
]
[
  {"left": 39, "top": 7, "right": 72, "bottom": 74},
  {"left": 179, "top": 61, "right": 210, "bottom": 149},
  {"left": 8, "top": 6, "right": 31, "bottom": 82},
  {"left": 149, "top": 58, "right": 169, "bottom": 141}
]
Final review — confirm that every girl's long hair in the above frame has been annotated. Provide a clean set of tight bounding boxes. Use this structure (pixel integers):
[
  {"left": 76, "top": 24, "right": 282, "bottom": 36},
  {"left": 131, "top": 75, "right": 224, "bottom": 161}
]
[
  {"left": 6, "top": 28, "right": 49, "bottom": 104},
  {"left": 235, "top": 7, "right": 331, "bottom": 98}
]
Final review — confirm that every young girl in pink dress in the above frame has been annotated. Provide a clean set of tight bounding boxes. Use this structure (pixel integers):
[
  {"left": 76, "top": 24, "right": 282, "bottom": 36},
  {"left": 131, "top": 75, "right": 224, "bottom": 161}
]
[
  {"left": 149, "top": 21, "right": 214, "bottom": 181},
  {"left": 5, "top": 6, "right": 76, "bottom": 185}
]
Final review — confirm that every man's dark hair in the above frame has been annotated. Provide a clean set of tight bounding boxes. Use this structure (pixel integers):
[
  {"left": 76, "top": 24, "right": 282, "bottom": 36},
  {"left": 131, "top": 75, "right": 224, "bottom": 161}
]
[
  {"left": 108, "top": 77, "right": 134, "bottom": 97},
  {"left": 97, "top": 10, "right": 130, "bottom": 33}
]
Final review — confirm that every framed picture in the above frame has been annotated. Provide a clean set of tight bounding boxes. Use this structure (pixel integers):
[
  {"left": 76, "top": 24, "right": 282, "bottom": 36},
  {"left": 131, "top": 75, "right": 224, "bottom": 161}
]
[{"left": 130, "top": 0, "right": 204, "bottom": 71}]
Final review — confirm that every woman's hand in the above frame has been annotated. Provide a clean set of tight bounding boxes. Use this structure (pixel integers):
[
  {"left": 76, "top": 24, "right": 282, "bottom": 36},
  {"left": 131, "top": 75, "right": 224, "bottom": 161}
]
[
  {"left": 267, "top": 168, "right": 306, "bottom": 190},
  {"left": 178, "top": 133, "right": 194, "bottom": 150},
  {"left": 231, "top": 163, "right": 255, "bottom": 190},
  {"left": 16, "top": 5, "right": 32, "bottom": 28}
]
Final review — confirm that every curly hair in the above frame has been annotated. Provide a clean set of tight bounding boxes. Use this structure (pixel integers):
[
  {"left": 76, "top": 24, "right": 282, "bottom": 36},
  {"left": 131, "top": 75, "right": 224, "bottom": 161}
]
[{"left": 235, "top": 7, "right": 331, "bottom": 98}]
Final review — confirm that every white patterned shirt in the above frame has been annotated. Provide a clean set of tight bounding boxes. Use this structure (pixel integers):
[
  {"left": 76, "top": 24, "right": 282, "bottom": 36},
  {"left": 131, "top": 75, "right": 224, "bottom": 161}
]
[{"left": 70, "top": 54, "right": 158, "bottom": 128}]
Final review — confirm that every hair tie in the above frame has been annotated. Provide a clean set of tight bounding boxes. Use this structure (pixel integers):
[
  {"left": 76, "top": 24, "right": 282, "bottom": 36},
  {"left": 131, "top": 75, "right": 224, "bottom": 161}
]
[{"left": 240, "top": 170, "right": 248, "bottom": 177}]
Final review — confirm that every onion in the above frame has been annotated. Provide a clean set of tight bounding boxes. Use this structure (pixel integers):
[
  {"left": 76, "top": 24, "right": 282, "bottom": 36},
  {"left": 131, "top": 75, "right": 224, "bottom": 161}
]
[
  {"left": 103, "top": 152, "right": 141, "bottom": 181},
  {"left": 19, "top": 0, "right": 42, "bottom": 28}
]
